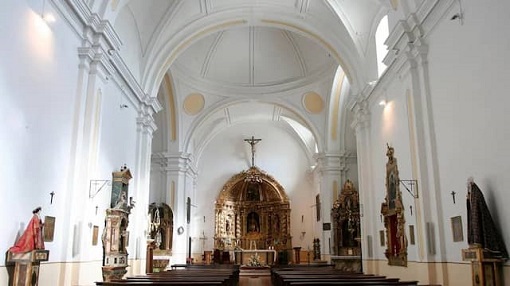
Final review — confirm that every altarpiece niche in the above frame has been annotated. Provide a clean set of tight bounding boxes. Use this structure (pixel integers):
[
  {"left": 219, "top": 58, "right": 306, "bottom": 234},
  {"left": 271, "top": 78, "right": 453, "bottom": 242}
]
[
  {"left": 214, "top": 166, "right": 291, "bottom": 252},
  {"left": 332, "top": 179, "right": 361, "bottom": 256},
  {"left": 148, "top": 202, "right": 173, "bottom": 254},
  {"left": 380, "top": 145, "right": 407, "bottom": 266}
]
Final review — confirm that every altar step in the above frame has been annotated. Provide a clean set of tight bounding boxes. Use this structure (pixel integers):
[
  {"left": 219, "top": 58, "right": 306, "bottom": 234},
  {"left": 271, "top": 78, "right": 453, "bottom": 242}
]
[{"left": 239, "top": 266, "right": 272, "bottom": 276}]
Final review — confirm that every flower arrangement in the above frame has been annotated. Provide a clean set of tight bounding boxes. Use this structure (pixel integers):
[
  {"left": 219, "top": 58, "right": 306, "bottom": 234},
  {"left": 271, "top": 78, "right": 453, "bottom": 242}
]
[{"left": 247, "top": 253, "right": 262, "bottom": 267}]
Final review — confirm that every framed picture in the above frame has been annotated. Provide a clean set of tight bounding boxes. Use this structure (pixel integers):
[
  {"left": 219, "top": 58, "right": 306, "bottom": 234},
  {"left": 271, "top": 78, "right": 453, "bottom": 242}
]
[
  {"left": 379, "top": 230, "right": 385, "bottom": 247},
  {"left": 322, "top": 223, "right": 331, "bottom": 231},
  {"left": 92, "top": 225, "right": 99, "bottom": 245},
  {"left": 44, "top": 216, "right": 56, "bottom": 242},
  {"left": 409, "top": 225, "right": 415, "bottom": 245},
  {"left": 451, "top": 216, "right": 464, "bottom": 242}
]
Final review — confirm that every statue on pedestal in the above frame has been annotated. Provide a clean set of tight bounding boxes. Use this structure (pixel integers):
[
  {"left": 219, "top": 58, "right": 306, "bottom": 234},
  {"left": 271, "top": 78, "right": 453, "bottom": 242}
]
[
  {"left": 9, "top": 207, "right": 45, "bottom": 254},
  {"left": 7, "top": 207, "right": 50, "bottom": 286}
]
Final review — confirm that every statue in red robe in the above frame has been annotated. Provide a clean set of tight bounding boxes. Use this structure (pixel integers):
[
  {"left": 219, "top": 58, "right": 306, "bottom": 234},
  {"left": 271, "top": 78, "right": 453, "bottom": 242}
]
[{"left": 9, "top": 207, "right": 45, "bottom": 253}]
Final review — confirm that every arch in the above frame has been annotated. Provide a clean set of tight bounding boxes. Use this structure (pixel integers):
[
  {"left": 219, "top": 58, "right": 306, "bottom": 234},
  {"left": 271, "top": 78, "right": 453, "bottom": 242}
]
[
  {"left": 182, "top": 99, "right": 323, "bottom": 165},
  {"left": 139, "top": 7, "right": 364, "bottom": 98}
]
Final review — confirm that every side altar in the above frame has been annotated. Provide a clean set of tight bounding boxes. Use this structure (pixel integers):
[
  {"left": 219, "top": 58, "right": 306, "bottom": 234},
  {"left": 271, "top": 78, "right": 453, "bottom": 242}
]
[{"left": 331, "top": 180, "right": 362, "bottom": 272}]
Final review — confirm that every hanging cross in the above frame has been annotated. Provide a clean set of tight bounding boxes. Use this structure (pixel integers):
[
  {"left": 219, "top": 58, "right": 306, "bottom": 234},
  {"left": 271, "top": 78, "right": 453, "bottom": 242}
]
[
  {"left": 244, "top": 136, "right": 262, "bottom": 167},
  {"left": 410, "top": 205, "right": 413, "bottom": 216},
  {"left": 50, "top": 191, "right": 55, "bottom": 204},
  {"left": 451, "top": 191, "right": 457, "bottom": 204},
  {"left": 95, "top": 206, "right": 98, "bottom": 215}
]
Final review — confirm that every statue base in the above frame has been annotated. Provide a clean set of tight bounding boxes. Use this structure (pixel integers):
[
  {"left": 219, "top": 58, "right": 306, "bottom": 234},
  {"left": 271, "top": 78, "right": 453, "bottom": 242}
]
[{"left": 462, "top": 245, "right": 505, "bottom": 286}]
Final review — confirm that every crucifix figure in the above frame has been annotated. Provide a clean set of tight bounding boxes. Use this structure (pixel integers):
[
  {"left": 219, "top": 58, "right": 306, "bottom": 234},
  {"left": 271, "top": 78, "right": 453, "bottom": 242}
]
[
  {"left": 244, "top": 136, "right": 262, "bottom": 167},
  {"left": 451, "top": 191, "right": 457, "bottom": 204},
  {"left": 50, "top": 191, "right": 55, "bottom": 204}
]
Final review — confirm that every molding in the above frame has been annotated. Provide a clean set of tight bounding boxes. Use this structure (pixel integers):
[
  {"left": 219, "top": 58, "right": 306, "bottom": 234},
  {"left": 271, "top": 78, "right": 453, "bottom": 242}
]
[
  {"left": 56, "top": 0, "right": 162, "bottom": 115},
  {"left": 365, "top": 0, "right": 455, "bottom": 102},
  {"left": 152, "top": 152, "right": 198, "bottom": 177}
]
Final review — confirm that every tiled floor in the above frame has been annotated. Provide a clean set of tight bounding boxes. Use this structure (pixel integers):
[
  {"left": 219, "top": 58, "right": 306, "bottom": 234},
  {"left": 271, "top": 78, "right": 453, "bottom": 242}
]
[{"left": 239, "top": 276, "right": 272, "bottom": 286}]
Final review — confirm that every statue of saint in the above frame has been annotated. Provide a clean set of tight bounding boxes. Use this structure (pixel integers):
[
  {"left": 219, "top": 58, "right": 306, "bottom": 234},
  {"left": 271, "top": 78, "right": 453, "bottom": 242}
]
[
  {"left": 248, "top": 213, "right": 259, "bottom": 233},
  {"left": 9, "top": 207, "right": 45, "bottom": 253}
]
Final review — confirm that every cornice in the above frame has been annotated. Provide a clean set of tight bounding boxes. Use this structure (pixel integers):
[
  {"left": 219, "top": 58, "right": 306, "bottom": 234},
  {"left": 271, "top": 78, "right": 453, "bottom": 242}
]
[
  {"left": 57, "top": 0, "right": 162, "bottom": 115},
  {"left": 151, "top": 152, "right": 198, "bottom": 177}
]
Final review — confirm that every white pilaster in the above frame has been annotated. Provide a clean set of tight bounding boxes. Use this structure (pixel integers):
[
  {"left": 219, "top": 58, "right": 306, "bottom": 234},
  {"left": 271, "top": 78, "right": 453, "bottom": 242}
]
[{"left": 350, "top": 98, "right": 375, "bottom": 271}]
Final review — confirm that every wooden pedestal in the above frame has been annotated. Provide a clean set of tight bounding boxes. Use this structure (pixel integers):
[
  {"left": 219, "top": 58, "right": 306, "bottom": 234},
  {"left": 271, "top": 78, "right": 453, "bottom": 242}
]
[
  {"left": 462, "top": 245, "right": 505, "bottom": 286},
  {"left": 7, "top": 250, "right": 49, "bottom": 286},
  {"left": 293, "top": 247, "right": 301, "bottom": 264}
]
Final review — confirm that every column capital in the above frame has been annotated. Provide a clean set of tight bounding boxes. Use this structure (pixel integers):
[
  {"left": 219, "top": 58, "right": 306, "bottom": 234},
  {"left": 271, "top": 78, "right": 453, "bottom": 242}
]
[{"left": 137, "top": 112, "right": 157, "bottom": 136}]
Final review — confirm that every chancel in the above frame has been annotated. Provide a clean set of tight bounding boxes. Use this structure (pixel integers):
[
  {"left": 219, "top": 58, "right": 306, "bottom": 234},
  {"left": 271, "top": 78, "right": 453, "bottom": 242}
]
[{"left": 2, "top": 1, "right": 510, "bottom": 286}]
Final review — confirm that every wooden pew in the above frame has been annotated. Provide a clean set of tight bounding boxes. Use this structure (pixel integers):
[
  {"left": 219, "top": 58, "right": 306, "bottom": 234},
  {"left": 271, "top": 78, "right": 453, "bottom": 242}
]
[
  {"left": 96, "top": 264, "right": 239, "bottom": 286},
  {"left": 271, "top": 266, "right": 418, "bottom": 286}
]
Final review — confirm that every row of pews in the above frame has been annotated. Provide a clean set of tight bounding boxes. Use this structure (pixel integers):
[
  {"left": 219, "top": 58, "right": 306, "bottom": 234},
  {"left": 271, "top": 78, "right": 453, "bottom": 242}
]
[
  {"left": 95, "top": 264, "right": 239, "bottom": 286},
  {"left": 272, "top": 265, "right": 419, "bottom": 286}
]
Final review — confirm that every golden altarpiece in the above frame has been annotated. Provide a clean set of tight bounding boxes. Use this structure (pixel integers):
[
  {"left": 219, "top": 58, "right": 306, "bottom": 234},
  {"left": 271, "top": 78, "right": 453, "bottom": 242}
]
[
  {"left": 214, "top": 166, "right": 291, "bottom": 265},
  {"left": 331, "top": 179, "right": 361, "bottom": 272},
  {"left": 380, "top": 145, "right": 408, "bottom": 266}
]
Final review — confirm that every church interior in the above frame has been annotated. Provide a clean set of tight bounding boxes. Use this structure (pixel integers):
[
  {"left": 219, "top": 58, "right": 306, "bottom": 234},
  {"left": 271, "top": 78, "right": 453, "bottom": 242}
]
[{"left": 1, "top": 0, "right": 509, "bottom": 285}]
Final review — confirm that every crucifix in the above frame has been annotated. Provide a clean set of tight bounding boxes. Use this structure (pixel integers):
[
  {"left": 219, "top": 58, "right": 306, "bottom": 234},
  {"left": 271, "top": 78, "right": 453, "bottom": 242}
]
[
  {"left": 244, "top": 136, "right": 262, "bottom": 167},
  {"left": 451, "top": 191, "right": 457, "bottom": 204},
  {"left": 50, "top": 191, "right": 55, "bottom": 204},
  {"left": 199, "top": 230, "right": 208, "bottom": 252}
]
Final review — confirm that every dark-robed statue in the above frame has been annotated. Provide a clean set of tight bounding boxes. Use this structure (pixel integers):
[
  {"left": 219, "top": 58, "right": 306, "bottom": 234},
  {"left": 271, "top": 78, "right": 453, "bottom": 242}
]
[{"left": 466, "top": 178, "right": 508, "bottom": 259}]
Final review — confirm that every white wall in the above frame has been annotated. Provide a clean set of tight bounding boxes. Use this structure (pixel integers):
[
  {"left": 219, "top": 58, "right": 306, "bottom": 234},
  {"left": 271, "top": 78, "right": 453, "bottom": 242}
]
[
  {"left": 0, "top": 1, "right": 149, "bottom": 285},
  {"left": 427, "top": 0, "right": 510, "bottom": 263},
  {"left": 0, "top": 0, "right": 80, "bottom": 263},
  {"left": 359, "top": 0, "right": 510, "bottom": 284}
]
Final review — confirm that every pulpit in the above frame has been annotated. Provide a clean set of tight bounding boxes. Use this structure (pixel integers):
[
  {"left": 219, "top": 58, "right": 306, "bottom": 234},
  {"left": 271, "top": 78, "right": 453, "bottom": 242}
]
[{"left": 102, "top": 166, "right": 135, "bottom": 281}]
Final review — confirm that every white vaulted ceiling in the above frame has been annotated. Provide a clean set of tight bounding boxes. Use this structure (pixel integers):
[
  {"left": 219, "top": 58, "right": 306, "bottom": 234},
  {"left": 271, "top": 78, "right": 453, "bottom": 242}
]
[
  {"left": 172, "top": 26, "right": 336, "bottom": 90},
  {"left": 112, "top": 0, "right": 389, "bottom": 158}
]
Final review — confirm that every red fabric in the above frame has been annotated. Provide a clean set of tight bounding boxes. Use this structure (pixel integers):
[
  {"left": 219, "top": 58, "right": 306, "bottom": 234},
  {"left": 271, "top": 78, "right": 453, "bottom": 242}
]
[{"left": 9, "top": 214, "right": 45, "bottom": 253}]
